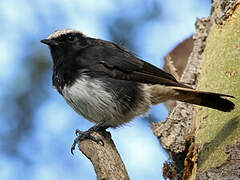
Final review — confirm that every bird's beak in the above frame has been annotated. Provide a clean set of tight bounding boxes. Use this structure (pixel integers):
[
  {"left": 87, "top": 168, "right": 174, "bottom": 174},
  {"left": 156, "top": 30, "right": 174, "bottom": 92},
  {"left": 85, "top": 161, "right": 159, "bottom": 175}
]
[{"left": 40, "top": 39, "right": 59, "bottom": 46}]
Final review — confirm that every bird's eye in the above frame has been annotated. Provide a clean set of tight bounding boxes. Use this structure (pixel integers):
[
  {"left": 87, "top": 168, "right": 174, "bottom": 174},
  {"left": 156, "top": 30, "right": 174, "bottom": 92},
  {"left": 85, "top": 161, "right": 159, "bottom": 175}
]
[{"left": 67, "top": 35, "right": 75, "bottom": 42}]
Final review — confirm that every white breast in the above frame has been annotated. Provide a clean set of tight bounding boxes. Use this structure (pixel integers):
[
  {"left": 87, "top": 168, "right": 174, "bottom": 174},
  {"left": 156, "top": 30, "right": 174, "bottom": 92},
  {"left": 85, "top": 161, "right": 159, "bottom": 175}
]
[
  {"left": 61, "top": 74, "right": 152, "bottom": 127},
  {"left": 62, "top": 75, "right": 117, "bottom": 124}
]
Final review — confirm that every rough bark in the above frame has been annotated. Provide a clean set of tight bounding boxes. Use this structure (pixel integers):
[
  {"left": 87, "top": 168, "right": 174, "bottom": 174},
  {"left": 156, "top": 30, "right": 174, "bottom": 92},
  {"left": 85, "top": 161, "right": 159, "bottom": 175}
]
[
  {"left": 194, "top": 1, "right": 240, "bottom": 179},
  {"left": 153, "top": 0, "right": 240, "bottom": 179},
  {"left": 152, "top": 17, "right": 211, "bottom": 179},
  {"left": 78, "top": 131, "right": 129, "bottom": 180}
]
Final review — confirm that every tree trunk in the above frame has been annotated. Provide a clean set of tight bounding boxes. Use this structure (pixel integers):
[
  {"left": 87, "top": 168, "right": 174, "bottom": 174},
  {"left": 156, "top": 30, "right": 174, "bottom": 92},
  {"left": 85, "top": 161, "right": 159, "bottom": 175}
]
[
  {"left": 194, "top": 1, "right": 240, "bottom": 179},
  {"left": 153, "top": 0, "right": 240, "bottom": 179}
]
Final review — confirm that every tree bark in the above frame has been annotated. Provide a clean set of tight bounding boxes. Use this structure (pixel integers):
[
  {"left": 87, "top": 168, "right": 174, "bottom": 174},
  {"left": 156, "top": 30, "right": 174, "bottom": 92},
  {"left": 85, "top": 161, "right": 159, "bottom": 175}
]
[
  {"left": 194, "top": 1, "right": 240, "bottom": 179},
  {"left": 153, "top": 0, "right": 240, "bottom": 179},
  {"left": 78, "top": 131, "right": 129, "bottom": 180}
]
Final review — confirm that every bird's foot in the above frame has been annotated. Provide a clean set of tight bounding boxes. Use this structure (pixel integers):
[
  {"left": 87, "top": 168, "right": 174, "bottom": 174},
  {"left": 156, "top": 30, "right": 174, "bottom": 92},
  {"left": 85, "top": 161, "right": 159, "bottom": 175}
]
[{"left": 71, "top": 123, "right": 106, "bottom": 155}]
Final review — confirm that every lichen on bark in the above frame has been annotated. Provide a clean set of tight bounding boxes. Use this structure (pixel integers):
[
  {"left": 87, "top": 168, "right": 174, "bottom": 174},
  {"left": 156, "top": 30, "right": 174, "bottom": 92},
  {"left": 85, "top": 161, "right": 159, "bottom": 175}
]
[{"left": 195, "top": 2, "right": 240, "bottom": 176}]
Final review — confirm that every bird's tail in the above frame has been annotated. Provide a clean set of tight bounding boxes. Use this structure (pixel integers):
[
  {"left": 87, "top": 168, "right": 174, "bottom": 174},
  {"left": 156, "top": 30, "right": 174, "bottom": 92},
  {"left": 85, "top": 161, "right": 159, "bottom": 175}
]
[{"left": 151, "top": 85, "right": 235, "bottom": 112}]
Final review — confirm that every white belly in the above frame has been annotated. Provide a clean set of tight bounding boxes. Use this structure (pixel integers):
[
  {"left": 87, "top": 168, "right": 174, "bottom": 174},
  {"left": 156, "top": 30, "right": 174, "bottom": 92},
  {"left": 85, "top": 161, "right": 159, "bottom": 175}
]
[
  {"left": 62, "top": 75, "right": 117, "bottom": 124},
  {"left": 61, "top": 75, "right": 152, "bottom": 127}
]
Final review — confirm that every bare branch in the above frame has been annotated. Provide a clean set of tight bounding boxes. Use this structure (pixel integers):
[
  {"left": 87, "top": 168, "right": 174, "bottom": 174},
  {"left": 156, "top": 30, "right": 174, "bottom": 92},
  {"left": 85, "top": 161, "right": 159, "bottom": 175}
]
[{"left": 78, "top": 131, "right": 129, "bottom": 180}]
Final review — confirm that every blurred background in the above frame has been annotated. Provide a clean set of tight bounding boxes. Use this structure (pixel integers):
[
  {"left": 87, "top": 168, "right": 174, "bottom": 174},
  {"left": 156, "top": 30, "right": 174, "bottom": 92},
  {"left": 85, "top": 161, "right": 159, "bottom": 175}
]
[{"left": 0, "top": 0, "right": 211, "bottom": 179}]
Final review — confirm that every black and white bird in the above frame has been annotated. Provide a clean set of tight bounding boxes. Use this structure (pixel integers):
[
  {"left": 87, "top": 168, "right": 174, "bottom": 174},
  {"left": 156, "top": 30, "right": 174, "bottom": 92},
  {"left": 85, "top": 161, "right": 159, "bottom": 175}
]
[{"left": 41, "top": 29, "right": 235, "bottom": 153}]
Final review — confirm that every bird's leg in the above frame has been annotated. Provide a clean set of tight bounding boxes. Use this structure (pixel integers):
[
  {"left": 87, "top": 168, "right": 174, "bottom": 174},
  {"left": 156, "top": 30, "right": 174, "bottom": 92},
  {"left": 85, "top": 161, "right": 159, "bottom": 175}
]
[{"left": 71, "top": 121, "right": 107, "bottom": 155}]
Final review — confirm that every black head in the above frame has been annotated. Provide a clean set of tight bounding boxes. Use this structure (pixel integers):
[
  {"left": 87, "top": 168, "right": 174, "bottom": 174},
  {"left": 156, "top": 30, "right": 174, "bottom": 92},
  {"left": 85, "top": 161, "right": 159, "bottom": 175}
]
[{"left": 41, "top": 29, "right": 91, "bottom": 64}]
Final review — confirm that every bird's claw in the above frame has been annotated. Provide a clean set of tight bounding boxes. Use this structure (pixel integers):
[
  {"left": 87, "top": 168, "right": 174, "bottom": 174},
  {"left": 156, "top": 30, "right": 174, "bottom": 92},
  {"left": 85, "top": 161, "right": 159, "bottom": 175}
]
[{"left": 71, "top": 129, "right": 104, "bottom": 155}]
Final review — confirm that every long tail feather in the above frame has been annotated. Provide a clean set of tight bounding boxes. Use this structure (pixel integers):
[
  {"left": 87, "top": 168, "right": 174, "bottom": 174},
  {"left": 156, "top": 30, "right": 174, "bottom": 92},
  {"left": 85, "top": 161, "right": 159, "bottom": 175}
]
[
  {"left": 151, "top": 85, "right": 235, "bottom": 112},
  {"left": 169, "top": 87, "right": 235, "bottom": 112}
]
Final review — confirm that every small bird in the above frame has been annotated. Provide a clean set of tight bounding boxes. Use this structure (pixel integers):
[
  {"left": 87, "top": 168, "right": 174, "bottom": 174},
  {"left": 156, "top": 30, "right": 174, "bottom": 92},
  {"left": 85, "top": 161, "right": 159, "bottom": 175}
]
[{"left": 41, "top": 29, "right": 235, "bottom": 154}]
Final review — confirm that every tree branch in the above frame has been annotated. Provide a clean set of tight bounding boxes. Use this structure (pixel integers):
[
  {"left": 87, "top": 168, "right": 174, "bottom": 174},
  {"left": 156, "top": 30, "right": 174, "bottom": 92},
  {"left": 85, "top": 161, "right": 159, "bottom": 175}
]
[
  {"left": 152, "top": 17, "right": 212, "bottom": 178},
  {"left": 78, "top": 131, "right": 129, "bottom": 180}
]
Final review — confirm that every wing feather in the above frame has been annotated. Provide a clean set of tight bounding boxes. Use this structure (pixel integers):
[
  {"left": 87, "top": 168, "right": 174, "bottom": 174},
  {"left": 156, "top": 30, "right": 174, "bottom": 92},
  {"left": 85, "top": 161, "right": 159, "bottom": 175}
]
[{"left": 83, "top": 41, "right": 190, "bottom": 88}]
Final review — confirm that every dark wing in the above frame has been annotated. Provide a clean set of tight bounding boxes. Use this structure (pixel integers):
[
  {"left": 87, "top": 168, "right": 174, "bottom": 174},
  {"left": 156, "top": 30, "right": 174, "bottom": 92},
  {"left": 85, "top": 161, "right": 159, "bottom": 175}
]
[{"left": 81, "top": 41, "right": 190, "bottom": 88}]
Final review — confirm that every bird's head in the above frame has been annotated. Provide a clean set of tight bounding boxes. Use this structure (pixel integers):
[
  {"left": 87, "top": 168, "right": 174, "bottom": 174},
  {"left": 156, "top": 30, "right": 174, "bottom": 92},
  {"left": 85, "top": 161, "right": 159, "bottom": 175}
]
[{"left": 41, "top": 29, "right": 90, "bottom": 64}]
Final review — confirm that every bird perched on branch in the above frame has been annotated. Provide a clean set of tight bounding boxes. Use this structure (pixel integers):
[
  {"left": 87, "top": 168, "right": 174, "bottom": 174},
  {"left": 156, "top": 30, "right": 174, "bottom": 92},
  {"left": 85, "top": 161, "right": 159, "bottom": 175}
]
[{"left": 41, "top": 29, "right": 235, "bottom": 154}]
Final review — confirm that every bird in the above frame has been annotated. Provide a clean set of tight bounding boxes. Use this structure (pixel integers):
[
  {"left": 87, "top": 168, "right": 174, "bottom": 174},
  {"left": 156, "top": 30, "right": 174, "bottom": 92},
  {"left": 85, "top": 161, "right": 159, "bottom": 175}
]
[{"left": 41, "top": 29, "right": 235, "bottom": 154}]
